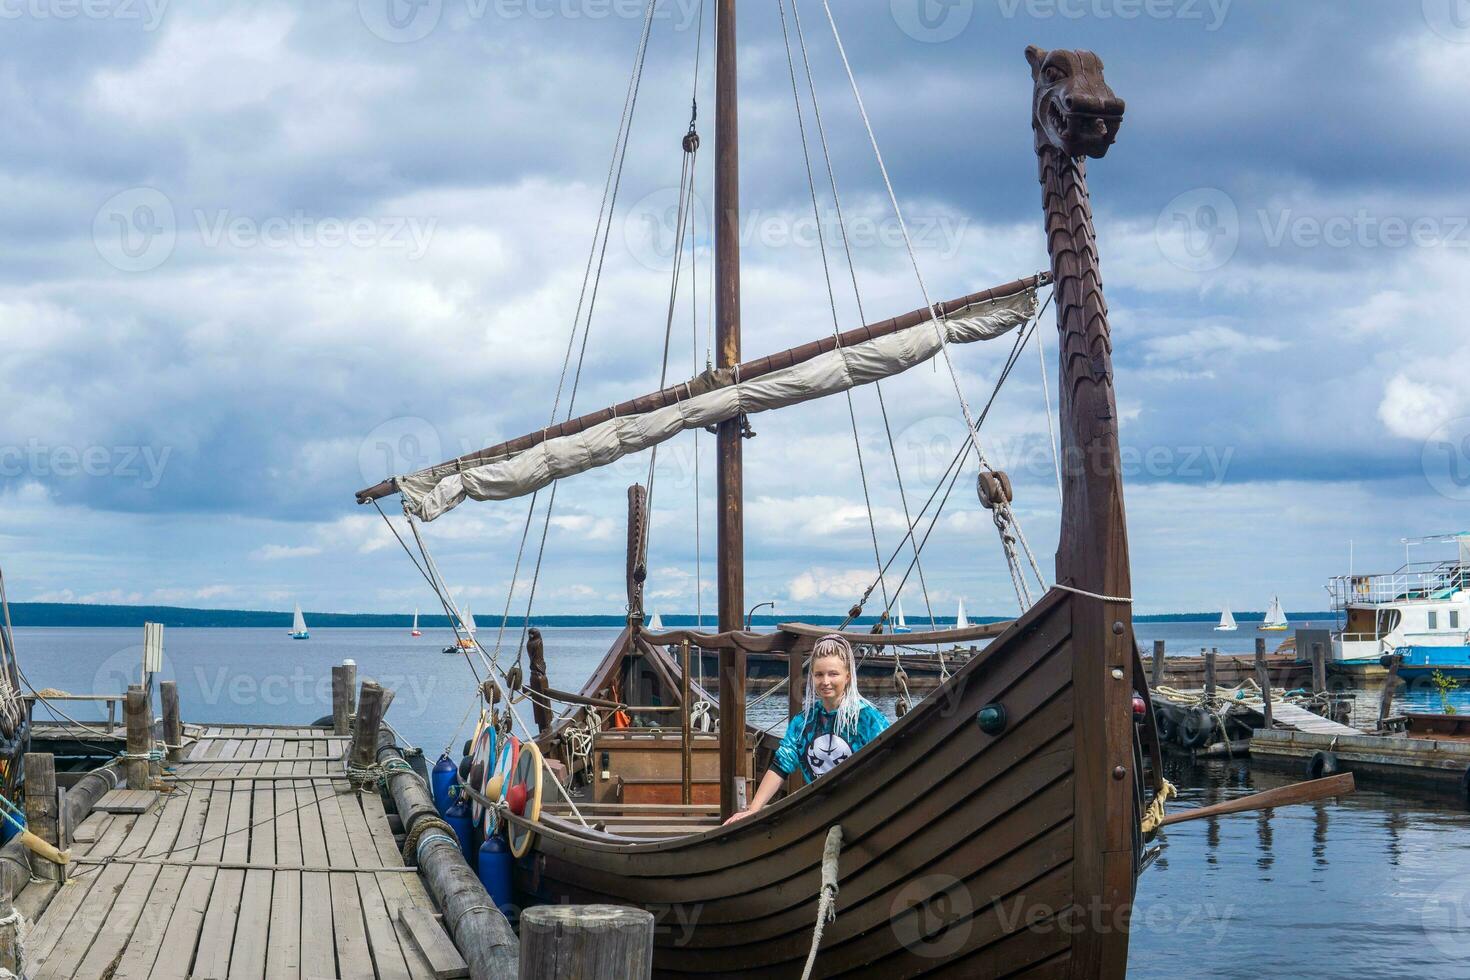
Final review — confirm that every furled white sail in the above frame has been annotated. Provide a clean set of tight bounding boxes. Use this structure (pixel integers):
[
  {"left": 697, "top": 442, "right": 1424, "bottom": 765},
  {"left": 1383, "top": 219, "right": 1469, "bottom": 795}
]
[{"left": 398, "top": 289, "right": 1037, "bottom": 521}]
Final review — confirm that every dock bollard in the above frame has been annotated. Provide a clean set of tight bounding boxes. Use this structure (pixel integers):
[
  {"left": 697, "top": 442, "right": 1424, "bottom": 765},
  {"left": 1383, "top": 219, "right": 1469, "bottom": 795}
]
[{"left": 519, "top": 905, "right": 654, "bottom": 980}]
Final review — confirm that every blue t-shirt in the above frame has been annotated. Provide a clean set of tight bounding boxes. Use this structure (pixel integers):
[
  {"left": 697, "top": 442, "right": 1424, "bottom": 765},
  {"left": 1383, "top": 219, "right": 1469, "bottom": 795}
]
[{"left": 772, "top": 702, "right": 890, "bottom": 784}]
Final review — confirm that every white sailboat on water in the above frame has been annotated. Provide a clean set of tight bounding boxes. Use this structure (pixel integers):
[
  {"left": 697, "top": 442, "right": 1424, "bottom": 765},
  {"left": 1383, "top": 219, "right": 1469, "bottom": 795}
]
[
  {"left": 1259, "top": 595, "right": 1288, "bottom": 632},
  {"left": 892, "top": 599, "right": 911, "bottom": 634},
  {"left": 1215, "top": 605, "right": 1238, "bottom": 632},
  {"left": 445, "top": 603, "right": 477, "bottom": 653},
  {"left": 954, "top": 599, "right": 970, "bottom": 630},
  {"left": 648, "top": 609, "right": 664, "bottom": 630},
  {"left": 289, "top": 602, "right": 309, "bottom": 640},
  {"left": 411, "top": 607, "right": 422, "bottom": 637}
]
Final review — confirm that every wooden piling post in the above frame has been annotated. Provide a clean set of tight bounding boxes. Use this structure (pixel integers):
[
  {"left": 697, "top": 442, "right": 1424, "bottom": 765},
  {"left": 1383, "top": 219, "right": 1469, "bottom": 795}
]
[
  {"left": 1204, "top": 648, "right": 1218, "bottom": 700},
  {"left": 350, "top": 682, "right": 387, "bottom": 775},
  {"left": 681, "top": 641, "right": 692, "bottom": 806},
  {"left": 518, "top": 905, "right": 653, "bottom": 980},
  {"left": 1254, "top": 637, "right": 1273, "bottom": 730},
  {"left": 125, "top": 685, "right": 151, "bottom": 790},
  {"left": 787, "top": 639, "right": 807, "bottom": 797},
  {"left": 332, "top": 663, "right": 356, "bottom": 735},
  {"left": 160, "top": 680, "right": 183, "bottom": 762},
  {"left": 1151, "top": 639, "right": 1165, "bottom": 688},
  {"left": 1378, "top": 654, "right": 1403, "bottom": 731},
  {"left": 1311, "top": 642, "right": 1327, "bottom": 695},
  {"left": 22, "top": 753, "right": 61, "bottom": 881},
  {"left": 0, "top": 880, "right": 17, "bottom": 974},
  {"left": 527, "top": 628, "right": 553, "bottom": 734}
]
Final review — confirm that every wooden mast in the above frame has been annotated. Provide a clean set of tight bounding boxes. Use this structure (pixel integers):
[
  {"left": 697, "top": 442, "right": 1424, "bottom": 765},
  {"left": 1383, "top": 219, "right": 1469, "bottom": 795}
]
[{"left": 714, "top": 0, "right": 745, "bottom": 822}]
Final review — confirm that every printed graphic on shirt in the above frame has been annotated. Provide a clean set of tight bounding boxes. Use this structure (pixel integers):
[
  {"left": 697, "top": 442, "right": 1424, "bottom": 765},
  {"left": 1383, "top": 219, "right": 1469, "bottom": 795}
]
[{"left": 806, "top": 732, "right": 853, "bottom": 777}]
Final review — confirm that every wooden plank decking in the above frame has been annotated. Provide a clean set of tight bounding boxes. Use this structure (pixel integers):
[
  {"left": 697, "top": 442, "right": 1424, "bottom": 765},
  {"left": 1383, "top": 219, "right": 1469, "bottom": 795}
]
[{"left": 20, "top": 725, "right": 459, "bottom": 980}]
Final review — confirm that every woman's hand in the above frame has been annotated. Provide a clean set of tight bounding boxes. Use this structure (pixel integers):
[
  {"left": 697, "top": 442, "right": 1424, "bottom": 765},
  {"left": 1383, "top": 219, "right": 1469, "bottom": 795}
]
[{"left": 722, "top": 807, "right": 756, "bottom": 826}]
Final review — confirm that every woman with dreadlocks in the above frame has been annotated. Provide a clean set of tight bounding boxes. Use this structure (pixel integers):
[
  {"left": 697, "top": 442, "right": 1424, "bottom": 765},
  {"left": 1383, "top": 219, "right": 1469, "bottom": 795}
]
[{"left": 723, "top": 633, "right": 890, "bottom": 825}]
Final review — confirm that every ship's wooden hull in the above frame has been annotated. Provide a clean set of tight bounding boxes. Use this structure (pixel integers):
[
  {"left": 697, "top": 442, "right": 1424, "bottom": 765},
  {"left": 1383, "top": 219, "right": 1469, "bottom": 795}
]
[{"left": 510, "top": 589, "right": 1140, "bottom": 978}]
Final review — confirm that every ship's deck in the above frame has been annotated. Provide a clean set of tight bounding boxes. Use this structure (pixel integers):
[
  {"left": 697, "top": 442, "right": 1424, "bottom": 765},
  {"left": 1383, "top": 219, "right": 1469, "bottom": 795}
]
[{"left": 19, "top": 724, "right": 458, "bottom": 979}]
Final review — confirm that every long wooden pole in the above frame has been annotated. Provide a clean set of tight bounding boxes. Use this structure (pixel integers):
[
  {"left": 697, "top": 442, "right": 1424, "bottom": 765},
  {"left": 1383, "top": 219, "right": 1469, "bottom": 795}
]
[
  {"left": 352, "top": 272, "right": 1047, "bottom": 504},
  {"left": 714, "top": 0, "right": 745, "bottom": 823}
]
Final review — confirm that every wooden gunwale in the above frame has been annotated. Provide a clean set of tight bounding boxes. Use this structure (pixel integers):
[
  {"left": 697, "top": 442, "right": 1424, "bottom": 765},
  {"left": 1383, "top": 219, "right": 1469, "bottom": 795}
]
[
  {"left": 523, "top": 627, "right": 1076, "bottom": 932},
  {"left": 511, "top": 589, "right": 1066, "bottom": 865}
]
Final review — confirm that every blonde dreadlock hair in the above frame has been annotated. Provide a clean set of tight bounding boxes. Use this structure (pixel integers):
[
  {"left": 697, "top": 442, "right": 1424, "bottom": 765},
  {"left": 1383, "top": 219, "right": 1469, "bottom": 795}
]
[{"left": 800, "top": 634, "right": 874, "bottom": 740}]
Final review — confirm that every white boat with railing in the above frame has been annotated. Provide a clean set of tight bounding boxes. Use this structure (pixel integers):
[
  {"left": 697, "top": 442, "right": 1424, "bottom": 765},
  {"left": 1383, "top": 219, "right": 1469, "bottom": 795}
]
[{"left": 1325, "top": 532, "right": 1470, "bottom": 675}]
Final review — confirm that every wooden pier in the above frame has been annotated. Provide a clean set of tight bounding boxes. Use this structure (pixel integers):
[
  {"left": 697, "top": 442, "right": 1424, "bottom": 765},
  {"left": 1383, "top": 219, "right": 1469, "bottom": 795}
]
[
  {"left": 1251, "top": 727, "right": 1470, "bottom": 801},
  {"left": 17, "top": 724, "right": 467, "bottom": 979}
]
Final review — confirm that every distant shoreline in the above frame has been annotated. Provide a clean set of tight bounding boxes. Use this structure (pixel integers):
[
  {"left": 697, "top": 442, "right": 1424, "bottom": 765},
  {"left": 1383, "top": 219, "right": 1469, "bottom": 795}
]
[{"left": 5, "top": 602, "right": 1334, "bottom": 629}]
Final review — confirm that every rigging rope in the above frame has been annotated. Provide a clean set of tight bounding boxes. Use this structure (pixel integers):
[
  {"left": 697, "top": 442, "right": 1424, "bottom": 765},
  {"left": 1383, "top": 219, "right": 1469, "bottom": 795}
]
[
  {"left": 787, "top": 0, "right": 938, "bottom": 632},
  {"left": 819, "top": 0, "right": 1042, "bottom": 612},
  {"left": 500, "top": 0, "right": 661, "bottom": 672},
  {"left": 777, "top": 0, "right": 888, "bottom": 615},
  {"left": 800, "top": 824, "right": 844, "bottom": 980}
]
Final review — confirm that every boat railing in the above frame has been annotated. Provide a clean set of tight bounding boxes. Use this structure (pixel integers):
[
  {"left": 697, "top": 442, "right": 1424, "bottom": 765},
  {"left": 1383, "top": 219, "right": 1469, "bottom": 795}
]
[{"left": 1328, "top": 560, "right": 1469, "bottom": 610}]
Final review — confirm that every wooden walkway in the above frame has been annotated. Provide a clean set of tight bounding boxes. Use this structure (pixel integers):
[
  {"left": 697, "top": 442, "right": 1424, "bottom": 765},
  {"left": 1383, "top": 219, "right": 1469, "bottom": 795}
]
[
  {"left": 1256, "top": 701, "right": 1360, "bottom": 737},
  {"left": 21, "top": 725, "right": 458, "bottom": 979}
]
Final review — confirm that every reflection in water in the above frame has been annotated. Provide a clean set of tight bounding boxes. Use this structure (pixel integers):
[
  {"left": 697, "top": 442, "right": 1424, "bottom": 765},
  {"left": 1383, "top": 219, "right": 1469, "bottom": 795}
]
[
  {"left": 1313, "top": 801, "right": 1330, "bottom": 870},
  {"left": 1256, "top": 809, "right": 1274, "bottom": 875},
  {"left": 1133, "top": 754, "right": 1470, "bottom": 978}
]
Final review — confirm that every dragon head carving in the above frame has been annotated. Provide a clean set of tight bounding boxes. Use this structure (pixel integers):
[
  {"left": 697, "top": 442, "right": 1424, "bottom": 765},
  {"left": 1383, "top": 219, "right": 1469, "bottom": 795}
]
[{"left": 1026, "top": 46, "right": 1124, "bottom": 159}]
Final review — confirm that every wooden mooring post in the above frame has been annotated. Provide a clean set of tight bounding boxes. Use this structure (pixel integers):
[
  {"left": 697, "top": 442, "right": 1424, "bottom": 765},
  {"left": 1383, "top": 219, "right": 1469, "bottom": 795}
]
[
  {"left": 332, "top": 661, "right": 357, "bottom": 735},
  {"left": 160, "top": 680, "right": 183, "bottom": 762},
  {"left": 1151, "top": 639, "right": 1165, "bottom": 688},
  {"left": 1378, "top": 653, "right": 1403, "bottom": 731},
  {"left": 681, "top": 641, "right": 693, "bottom": 806},
  {"left": 1254, "top": 637, "right": 1273, "bottom": 729},
  {"left": 519, "top": 905, "right": 653, "bottom": 980},
  {"left": 124, "top": 684, "right": 151, "bottom": 790},
  {"left": 1311, "top": 641, "right": 1328, "bottom": 695},
  {"left": 350, "top": 681, "right": 386, "bottom": 775},
  {"left": 22, "top": 752, "right": 61, "bottom": 882},
  {"left": 1204, "top": 648, "right": 1218, "bottom": 700}
]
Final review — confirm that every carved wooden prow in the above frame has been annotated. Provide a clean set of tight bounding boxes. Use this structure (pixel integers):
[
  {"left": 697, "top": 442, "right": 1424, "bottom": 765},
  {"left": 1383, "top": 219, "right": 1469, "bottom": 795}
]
[
  {"left": 626, "top": 484, "right": 649, "bottom": 626},
  {"left": 1027, "top": 44, "right": 1134, "bottom": 980}
]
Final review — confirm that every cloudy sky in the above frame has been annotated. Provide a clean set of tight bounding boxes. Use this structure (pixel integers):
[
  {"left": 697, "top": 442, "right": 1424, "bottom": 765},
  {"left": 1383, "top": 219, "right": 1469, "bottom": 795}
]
[{"left": 1, "top": 0, "right": 1467, "bottom": 620}]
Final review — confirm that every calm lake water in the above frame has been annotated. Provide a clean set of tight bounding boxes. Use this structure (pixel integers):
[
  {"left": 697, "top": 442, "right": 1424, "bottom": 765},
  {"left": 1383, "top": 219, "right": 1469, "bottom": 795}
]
[{"left": 13, "top": 621, "right": 1470, "bottom": 977}]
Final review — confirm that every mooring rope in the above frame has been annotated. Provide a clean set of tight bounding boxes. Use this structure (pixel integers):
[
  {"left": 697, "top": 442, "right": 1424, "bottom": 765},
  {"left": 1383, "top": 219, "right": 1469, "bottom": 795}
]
[
  {"left": 1140, "top": 779, "right": 1177, "bottom": 835},
  {"left": 800, "top": 824, "right": 844, "bottom": 980}
]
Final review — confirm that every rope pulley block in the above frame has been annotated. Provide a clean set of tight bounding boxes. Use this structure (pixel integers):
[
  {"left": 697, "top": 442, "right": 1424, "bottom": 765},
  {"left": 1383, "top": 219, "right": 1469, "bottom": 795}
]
[{"left": 976, "top": 469, "right": 1014, "bottom": 510}]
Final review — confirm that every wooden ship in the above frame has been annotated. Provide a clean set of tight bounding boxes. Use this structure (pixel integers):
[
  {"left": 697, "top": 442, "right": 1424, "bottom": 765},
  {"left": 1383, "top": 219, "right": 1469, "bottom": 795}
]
[{"left": 356, "top": 19, "right": 1166, "bottom": 971}]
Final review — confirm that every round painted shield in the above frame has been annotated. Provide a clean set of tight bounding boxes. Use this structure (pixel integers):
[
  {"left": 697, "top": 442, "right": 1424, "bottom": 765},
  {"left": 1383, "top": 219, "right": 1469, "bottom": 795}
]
[{"left": 506, "top": 740, "right": 544, "bottom": 859}]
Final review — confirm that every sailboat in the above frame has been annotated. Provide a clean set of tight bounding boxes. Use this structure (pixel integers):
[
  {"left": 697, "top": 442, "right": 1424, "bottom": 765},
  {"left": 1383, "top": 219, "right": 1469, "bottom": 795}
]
[
  {"left": 954, "top": 597, "right": 970, "bottom": 630},
  {"left": 647, "top": 609, "right": 664, "bottom": 631},
  {"left": 1259, "top": 595, "right": 1288, "bottom": 631},
  {"left": 288, "top": 602, "right": 309, "bottom": 640},
  {"left": 353, "top": 35, "right": 1347, "bottom": 979},
  {"left": 1216, "top": 604, "right": 1239, "bottom": 632},
  {"left": 411, "top": 607, "right": 422, "bottom": 637},
  {"left": 891, "top": 598, "right": 910, "bottom": 634}
]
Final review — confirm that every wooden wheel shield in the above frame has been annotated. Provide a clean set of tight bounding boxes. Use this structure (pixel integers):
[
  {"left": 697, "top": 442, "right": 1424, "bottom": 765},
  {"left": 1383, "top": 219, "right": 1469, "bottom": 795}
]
[
  {"left": 468, "top": 723, "right": 494, "bottom": 826},
  {"left": 506, "top": 740, "right": 544, "bottom": 858},
  {"left": 484, "top": 738, "right": 516, "bottom": 836}
]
